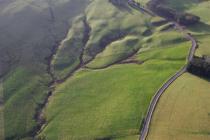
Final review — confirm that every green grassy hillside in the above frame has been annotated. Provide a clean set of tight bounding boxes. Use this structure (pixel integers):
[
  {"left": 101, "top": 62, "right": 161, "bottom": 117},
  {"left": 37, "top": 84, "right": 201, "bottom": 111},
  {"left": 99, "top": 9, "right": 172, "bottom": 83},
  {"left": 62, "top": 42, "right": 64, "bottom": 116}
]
[
  {"left": 37, "top": 0, "right": 191, "bottom": 139},
  {"left": 86, "top": 35, "right": 140, "bottom": 69},
  {"left": 0, "top": 0, "right": 90, "bottom": 139},
  {"left": 0, "top": 0, "right": 89, "bottom": 76},
  {"left": 0, "top": 0, "right": 202, "bottom": 139},
  {"left": 147, "top": 0, "right": 210, "bottom": 139},
  {"left": 3, "top": 67, "right": 50, "bottom": 139},
  {"left": 52, "top": 15, "right": 89, "bottom": 80},
  {"left": 163, "top": 0, "right": 210, "bottom": 57},
  {"left": 40, "top": 60, "right": 187, "bottom": 140},
  {"left": 148, "top": 73, "right": 210, "bottom": 140}
]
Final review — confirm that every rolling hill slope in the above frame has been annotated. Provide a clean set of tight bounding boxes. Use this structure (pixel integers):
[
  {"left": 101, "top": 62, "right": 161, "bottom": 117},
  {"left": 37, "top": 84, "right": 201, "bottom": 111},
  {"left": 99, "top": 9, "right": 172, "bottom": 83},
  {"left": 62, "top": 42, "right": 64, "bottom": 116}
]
[
  {"left": 0, "top": 0, "right": 90, "bottom": 139},
  {"left": 147, "top": 0, "right": 210, "bottom": 139},
  {"left": 37, "top": 0, "right": 191, "bottom": 139},
  {"left": 0, "top": 0, "right": 206, "bottom": 140}
]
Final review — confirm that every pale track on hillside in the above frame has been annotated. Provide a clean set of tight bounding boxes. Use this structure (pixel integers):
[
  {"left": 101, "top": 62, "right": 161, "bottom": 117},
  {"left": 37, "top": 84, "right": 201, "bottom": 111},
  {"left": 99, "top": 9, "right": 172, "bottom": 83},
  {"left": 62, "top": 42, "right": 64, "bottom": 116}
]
[
  {"left": 140, "top": 29, "right": 197, "bottom": 140},
  {"left": 34, "top": 1, "right": 197, "bottom": 139}
]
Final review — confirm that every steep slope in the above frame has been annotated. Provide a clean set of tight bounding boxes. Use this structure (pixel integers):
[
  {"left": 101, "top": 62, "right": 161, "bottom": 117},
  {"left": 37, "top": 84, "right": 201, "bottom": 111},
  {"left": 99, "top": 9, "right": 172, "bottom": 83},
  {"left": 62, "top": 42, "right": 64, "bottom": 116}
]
[
  {"left": 37, "top": 0, "right": 191, "bottom": 139},
  {"left": 52, "top": 15, "right": 91, "bottom": 80},
  {"left": 0, "top": 0, "right": 90, "bottom": 139},
  {"left": 0, "top": 0, "right": 89, "bottom": 77},
  {"left": 0, "top": 0, "right": 201, "bottom": 140}
]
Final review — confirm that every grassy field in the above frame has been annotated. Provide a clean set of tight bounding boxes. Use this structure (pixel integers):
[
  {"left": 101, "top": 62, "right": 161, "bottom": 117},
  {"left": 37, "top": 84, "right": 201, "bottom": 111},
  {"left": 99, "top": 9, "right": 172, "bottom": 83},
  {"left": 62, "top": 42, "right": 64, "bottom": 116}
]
[
  {"left": 83, "top": 0, "right": 151, "bottom": 61},
  {"left": 164, "top": 0, "right": 210, "bottom": 57},
  {"left": 52, "top": 0, "right": 152, "bottom": 77},
  {"left": 146, "top": 1, "right": 210, "bottom": 140},
  {"left": 189, "top": 1, "right": 210, "bottom": 56},
  {"left": 136, "top": 41, "right": 191, "bottom": 62},
  {"left": 3, "top": 67, "right": 50, "bottom": 139},
  {"left": 37, "top": 1, "right": 192, "bottom": 139},
  {"left": 193, "top": 34, "right": 210, "bottom": 56},
  {"left": 0, "top": 0, "right": 90, "bottom": 139},
  {"left": 164, "top": 0, "right": 197, "bottom": 11},
  {"left": 134, "top": 0, "right": 150, "bottom": 6},
  {"left": 39, "top": 60, "right": 187, "bottom": 140},
  {"left": 87, "top": 35, "right": 141, "bottom": 68},
  {"left": 147, "top": 73, "right": 210, "bottom": 140},
  {"left": 186, "top": 1, "right": 210, "bottom": 57},
  {"left": 0, "top": 0, "right": 90, "bottom": 76},
  {"left": 0, "top": 0, "right": 196, "bottom": 139}
]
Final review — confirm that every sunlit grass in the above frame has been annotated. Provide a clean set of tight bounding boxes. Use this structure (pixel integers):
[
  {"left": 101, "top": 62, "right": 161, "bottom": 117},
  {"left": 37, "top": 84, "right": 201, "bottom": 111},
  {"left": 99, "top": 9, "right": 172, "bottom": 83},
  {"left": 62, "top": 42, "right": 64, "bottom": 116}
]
[{"left": 148, "top": 73, "right": 210, "bottom": 140}]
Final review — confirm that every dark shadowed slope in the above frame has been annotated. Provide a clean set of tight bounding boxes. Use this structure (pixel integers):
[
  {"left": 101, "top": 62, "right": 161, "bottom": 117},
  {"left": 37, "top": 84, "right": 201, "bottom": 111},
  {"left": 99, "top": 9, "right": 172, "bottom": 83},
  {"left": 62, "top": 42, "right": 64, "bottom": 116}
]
[{"left": 0, "top": 0, "right": 90, "bottom": 139}]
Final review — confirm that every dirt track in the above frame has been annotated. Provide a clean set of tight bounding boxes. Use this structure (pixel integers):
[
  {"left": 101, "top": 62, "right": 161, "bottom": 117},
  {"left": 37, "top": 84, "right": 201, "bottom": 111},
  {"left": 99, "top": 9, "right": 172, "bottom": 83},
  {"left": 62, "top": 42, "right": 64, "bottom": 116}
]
[{"left": 140, "top": 31, "right": 197, "bottom": 140}]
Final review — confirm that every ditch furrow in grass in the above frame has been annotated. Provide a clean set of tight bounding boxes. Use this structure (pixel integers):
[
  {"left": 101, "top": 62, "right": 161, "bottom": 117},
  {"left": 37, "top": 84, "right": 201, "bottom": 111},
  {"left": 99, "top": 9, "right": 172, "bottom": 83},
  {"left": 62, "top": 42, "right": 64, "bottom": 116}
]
[
  {"left": 34, "top": 15, "right": 92, "bottom": 138},
  {"left": 85, "top": 48, "right": 142, "bottom": 70},
  {"left": 55, "top": 17, "right": 91, "bottom": 84}
]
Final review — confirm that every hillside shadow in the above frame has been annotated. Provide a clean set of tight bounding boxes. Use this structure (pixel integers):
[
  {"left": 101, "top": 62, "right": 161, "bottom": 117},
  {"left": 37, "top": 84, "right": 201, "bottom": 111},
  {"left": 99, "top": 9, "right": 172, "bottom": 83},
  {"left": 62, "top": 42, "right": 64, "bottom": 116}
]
[
  {"left": 188, "top": 22, "right": 210, "bottom": 34},
  {"left": 108, "top": 0, "right": 133, "bottom": 13},
  {"left": 163, "top": 0, "right": 197, "bottom": 12},
  {"left": 188, "top": 70, "right": 210, "bottom": 82}
]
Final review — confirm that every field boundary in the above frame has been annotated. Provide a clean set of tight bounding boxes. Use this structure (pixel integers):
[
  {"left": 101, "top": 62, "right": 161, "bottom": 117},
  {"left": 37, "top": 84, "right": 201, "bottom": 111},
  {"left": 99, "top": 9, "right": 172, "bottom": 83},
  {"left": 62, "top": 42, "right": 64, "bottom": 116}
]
[
  {"left": 126, "top": 0, "right": 198, "bottom": 140},
  {"left": 133, "top": 5, "right": 198, "bottom": 140},
  {"left": 140, "top": 29, "right": 197, "bottom": 140}
]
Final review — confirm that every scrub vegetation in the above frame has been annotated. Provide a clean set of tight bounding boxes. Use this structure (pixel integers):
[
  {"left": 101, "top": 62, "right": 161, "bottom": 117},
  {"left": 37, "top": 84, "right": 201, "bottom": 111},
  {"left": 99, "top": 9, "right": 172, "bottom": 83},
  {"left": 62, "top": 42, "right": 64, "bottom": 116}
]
[{"left": 0, "top": 0, "right": 89, "bottom": 139}]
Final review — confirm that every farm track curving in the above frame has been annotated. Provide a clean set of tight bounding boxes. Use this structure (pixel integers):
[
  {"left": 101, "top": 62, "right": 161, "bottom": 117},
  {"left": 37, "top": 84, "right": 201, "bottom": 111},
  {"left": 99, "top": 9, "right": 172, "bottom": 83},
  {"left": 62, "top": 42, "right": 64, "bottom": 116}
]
[
  {"left": 31, "top": 1, "right": 198, "bottom": 139},
  {"left": 127, "top": 1, "right": 198, "bottom": 140}
]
